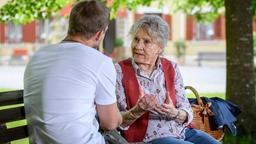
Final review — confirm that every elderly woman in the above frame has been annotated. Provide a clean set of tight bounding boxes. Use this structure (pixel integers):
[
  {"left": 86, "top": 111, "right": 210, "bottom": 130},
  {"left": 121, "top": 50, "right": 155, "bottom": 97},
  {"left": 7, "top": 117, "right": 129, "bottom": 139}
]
[{"left": 115, "top": 15, "right": 220, "bottom": 144}]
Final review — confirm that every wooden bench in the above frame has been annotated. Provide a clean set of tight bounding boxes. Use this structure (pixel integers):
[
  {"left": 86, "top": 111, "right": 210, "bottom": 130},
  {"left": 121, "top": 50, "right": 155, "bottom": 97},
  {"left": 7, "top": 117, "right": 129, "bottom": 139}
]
[
  {"left": 0, "top": 88, "right": 223, "bottom": 143},
  {"left": 0, "top": 90, "right": 28, "bottom": 143},
  {"left": 196, "top": 52, "right": 226, "bottom": 66}
]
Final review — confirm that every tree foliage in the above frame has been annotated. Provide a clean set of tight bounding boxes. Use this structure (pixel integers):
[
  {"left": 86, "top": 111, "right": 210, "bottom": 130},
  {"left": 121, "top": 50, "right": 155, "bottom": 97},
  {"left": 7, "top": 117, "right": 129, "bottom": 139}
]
[
  {"left": 108, "top": 0, "right": 160, "bottom": 19},
  {"left": 0, "top": 0, "right": 164, "bottom": 24},
  {"left": 173, "top": 0, "right": 256, "bottom": 23},
  {"left": 1, "top": 0, "right": 256, "bottom": 24},
  {"left": 0, "top": 0, "right": 69, "bottom": 24},
  {"left": 172, "top": 0, "right": 224, "bottom": 23}
]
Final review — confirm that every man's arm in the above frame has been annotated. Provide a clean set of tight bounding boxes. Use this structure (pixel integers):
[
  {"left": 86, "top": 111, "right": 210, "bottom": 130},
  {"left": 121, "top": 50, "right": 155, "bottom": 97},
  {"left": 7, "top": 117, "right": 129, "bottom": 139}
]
[
  {"left": 96, "top": 102, "right": 122, "bottom": 130},
  {"left": 95, "top": 59, "right": 122, "bottom": 130}
]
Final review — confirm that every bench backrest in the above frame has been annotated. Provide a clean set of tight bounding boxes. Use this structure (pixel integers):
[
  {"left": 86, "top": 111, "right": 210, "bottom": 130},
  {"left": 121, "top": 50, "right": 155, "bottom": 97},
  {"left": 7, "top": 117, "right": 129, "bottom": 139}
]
[
  {"left": 0, "top": 90, "right": 28, "bottom": 143},
  {"left": 198, "top": 52, "right": 226, "bottom": 60}
]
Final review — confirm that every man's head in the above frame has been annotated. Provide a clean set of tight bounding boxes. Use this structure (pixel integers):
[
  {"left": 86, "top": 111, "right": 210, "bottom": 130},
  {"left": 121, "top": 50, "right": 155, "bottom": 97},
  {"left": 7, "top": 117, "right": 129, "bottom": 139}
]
[{"left": 67, "top": 0, "right": 109, "bottom": 48}]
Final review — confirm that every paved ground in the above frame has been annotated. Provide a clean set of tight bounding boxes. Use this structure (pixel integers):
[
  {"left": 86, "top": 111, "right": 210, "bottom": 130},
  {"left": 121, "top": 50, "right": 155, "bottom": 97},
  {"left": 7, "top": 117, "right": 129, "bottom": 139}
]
[
  {"left": 0, "top": 62, "right": 226, "bottom": 93},
  {"left": 0, "top": 65, "right": 25, "bottom": 89},
  {"left": 180, "top": 65, "right": 226, "bottom": 93}
]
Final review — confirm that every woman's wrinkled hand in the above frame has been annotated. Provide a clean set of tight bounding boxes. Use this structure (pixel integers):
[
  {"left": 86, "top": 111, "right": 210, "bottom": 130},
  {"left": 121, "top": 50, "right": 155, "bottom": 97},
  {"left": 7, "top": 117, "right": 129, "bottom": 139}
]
[
  {"left": 155, "top": 92, "right": 178, "bottom": 118},
  {"left": 136, "top": 86, "right": 158, "bottom": 111}
]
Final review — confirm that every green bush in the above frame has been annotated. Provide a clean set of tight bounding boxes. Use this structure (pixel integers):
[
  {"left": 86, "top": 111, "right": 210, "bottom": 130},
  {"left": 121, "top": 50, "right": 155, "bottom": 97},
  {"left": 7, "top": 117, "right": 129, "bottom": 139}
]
[
  {"left": 174, "top": 39, "right": 187, "bottom": 58},
  {"left": 114, "top": 38, "right": 124, "bottom": 47}
]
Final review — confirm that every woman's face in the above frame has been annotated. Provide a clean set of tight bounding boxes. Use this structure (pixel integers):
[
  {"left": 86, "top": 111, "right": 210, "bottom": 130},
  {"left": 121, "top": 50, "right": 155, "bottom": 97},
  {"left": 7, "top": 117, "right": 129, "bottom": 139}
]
[{"left": 131, "top": 28, "right": 163, "bottom": 65}]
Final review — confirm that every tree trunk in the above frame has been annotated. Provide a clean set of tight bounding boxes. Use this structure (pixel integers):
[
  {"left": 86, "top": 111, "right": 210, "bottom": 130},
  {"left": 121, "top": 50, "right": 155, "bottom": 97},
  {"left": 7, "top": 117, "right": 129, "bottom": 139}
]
[{"left": 225, "top": 0, "right": 256, "bottom": 136}]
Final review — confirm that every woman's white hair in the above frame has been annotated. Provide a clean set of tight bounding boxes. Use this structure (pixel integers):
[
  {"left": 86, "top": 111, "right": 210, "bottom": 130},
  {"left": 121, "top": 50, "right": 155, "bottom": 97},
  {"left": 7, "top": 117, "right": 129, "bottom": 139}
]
[{"left": 130, "top": 15, "right": 169, "bottom": 48}]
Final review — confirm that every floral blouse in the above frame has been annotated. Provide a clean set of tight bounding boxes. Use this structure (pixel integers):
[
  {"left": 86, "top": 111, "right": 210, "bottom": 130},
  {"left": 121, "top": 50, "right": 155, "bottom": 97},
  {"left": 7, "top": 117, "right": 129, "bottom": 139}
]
[{"left": 115, "top": 58, "right": 193, "bottom": 142}]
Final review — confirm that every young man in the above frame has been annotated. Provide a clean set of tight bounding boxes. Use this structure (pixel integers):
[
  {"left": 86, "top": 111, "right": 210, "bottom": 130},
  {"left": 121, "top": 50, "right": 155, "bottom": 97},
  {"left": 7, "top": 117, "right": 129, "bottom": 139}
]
[{"left": 24, "top": 1, "right": 122, "bottom": 143}]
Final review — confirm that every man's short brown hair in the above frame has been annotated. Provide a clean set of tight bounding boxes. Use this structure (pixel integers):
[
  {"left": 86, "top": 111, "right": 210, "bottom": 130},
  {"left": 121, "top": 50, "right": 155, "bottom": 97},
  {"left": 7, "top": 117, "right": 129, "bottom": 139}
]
[{"left": 68, "top": 0, "right": 109, "bottom": 39}]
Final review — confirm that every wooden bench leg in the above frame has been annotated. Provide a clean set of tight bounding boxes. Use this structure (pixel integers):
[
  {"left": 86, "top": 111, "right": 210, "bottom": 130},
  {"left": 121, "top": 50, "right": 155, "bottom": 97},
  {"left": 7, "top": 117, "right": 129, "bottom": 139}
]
[{"left": 0, "top": 124, "right": 11, "bottom": 144}]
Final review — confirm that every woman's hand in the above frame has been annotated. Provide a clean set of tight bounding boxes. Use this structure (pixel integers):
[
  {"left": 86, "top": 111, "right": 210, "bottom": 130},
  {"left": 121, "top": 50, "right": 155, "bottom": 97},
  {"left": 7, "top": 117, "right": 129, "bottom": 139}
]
[
  {"left": 120, "top": 86, "right": 158, "bottom": 127},
  {"left": 155, "top": 92, "right": 179, "bottom": 118},
  {"left": 136, "top": 86, "right": 158, "bottom": 112}
]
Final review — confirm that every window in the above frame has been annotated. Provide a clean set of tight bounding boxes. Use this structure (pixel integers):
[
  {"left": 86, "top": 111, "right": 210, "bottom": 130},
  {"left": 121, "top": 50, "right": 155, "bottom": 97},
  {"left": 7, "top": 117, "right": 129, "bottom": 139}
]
[
  {"left": 7, "top": 23, "right": 22, "bottom": 43},
  {"left": 195, "top": 23, "right": 214, "bottom": 40},
  {"left": 37, "top": 20, "right": 50, "bottom": 43}
]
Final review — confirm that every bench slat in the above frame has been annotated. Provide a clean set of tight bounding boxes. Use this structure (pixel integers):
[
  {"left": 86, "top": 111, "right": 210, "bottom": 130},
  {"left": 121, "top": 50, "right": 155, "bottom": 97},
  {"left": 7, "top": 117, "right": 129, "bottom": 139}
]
[
  {"left": 198, "top": 53, "right": 226, "bottom": 60},
  {"left": 0, "top": 90, "right": 24, "bottom": 106},
  {"left": 0, "top": 125, "right": 28, "bottom": 143},
  {"left": 0, "top": 107, "right": 25, "bottom": 124},
  {"left": 196, "top": 52, "right": 226, "bottom": 66}
]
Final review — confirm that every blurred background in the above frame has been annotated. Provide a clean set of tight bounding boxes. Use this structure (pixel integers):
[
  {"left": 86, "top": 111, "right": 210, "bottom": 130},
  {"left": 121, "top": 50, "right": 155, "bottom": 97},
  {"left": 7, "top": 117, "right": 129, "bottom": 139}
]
[
  {"left": 0, "top": 0, "right": 230, "bottom": 93},
  {"left": 0, "top": 0, "right": 256, "bottom": 143}
]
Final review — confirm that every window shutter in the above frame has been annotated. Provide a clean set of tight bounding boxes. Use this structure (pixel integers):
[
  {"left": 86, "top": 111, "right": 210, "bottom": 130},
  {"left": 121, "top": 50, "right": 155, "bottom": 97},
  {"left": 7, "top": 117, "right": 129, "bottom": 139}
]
[
  {"left": 22, "top": 21, "right": 36, "bottom": 43},
  {"left": 162, "top": 14, "right": 172, "bottom": 40},
  {"left": 186, "top": 15, "right": 194, "bottom": 40},
  {"left": 0, "top": 23, "right": 5, "bottom": 43}
]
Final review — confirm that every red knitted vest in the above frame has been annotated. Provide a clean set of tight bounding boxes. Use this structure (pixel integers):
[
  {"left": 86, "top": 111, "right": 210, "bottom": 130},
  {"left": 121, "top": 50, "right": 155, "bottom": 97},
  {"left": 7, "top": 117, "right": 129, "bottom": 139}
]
[{"left": 118, "top": 58, "right": 176, "bottom": 142}]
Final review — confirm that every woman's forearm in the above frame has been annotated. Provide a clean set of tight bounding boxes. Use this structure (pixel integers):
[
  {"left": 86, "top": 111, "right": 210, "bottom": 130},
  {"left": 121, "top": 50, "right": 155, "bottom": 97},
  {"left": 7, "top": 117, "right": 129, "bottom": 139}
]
[{"left": 120, "top": 105, "right": 146, "bottom": 128}]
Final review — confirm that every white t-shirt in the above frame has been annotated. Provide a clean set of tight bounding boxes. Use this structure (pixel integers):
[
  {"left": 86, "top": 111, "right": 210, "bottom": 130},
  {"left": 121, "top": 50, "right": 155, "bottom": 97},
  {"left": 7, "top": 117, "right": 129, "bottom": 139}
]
[{"left": 24, "top": 42, "right": 117, "bottom": 144}]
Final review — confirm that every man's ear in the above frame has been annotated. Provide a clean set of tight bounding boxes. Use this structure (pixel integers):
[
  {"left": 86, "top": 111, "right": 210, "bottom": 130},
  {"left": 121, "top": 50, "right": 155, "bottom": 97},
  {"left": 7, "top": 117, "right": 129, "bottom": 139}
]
[{"left": 94, "top": 31, "right": 103, "bottom": 41}]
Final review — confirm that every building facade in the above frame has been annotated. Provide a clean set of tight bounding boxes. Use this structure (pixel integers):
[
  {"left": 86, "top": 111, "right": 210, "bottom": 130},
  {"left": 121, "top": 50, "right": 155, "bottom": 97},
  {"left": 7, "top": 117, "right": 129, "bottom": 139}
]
[{"left": 1, "top": 1, "right": 253, "bottom": 64}]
